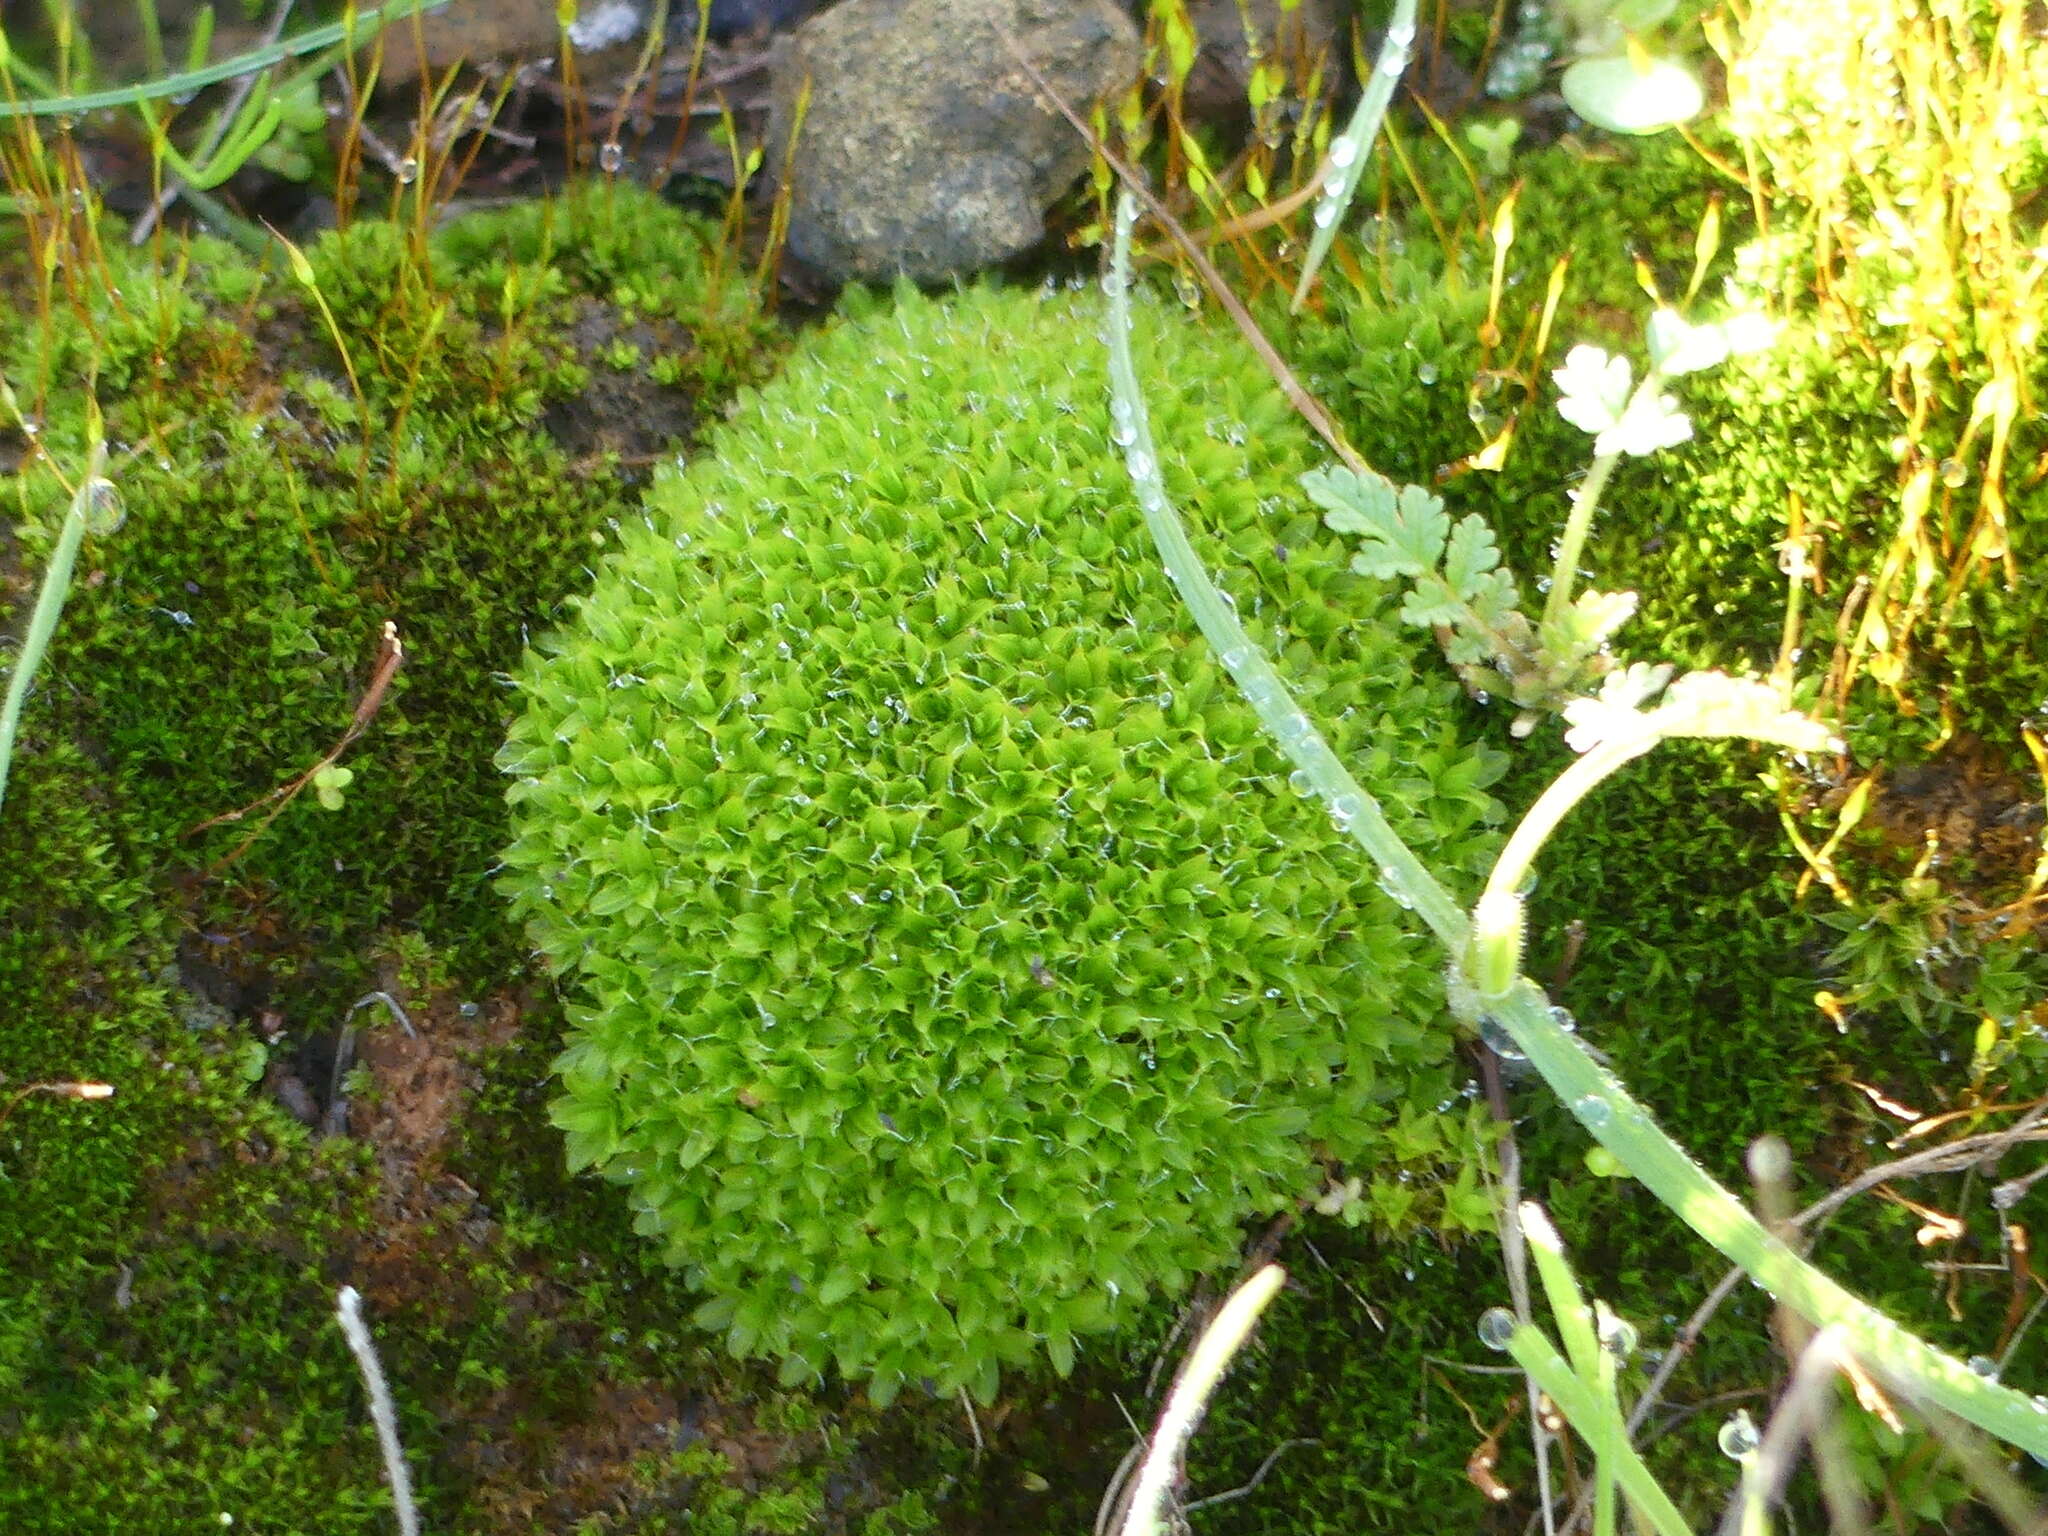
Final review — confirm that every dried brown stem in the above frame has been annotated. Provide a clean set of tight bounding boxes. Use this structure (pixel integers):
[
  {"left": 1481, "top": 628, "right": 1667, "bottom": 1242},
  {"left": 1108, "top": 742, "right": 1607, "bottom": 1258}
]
[{"left": 183, "top": 621, "right": 405, "bottom": 873}]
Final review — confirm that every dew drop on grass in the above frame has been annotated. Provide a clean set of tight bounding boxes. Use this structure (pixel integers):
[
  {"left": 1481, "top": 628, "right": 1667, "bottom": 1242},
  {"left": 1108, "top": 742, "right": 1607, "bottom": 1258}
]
[
  {"left": 1328, "top": 137, "right": 1359, "bottom": 169},
  {"left": 599, "top": 141, "right": 625, "bottom": 174},
  {"left": 1477, "top": 1015, "right": 1524, "bottom": 1062},
  {"left": 1476, "top": 1307, "right": 1516, "bottom": 1350},
  {"left": 1110, "top": 420, "right": 1137, "bottom": 447},
  {"left": 83, "top": 479, "right": 124, "bottom": 535},
  {"left": 396, "top": 157, "right": 420, "bottom": 185},
  {"left": 1287, "top": 768, "right": 1314, "bottom": 796},
  {"left": 1313, "top": 200, "right": 1340, "bottom": 229},
  {"left": 1717, "top": 1411, "right": 1759, "bottom": 1459},
  {"left": 1272, "top": 711, "right": 1314, "bottom": 750},
  {"left": 1597, "top": 1313, "right": 1638, "bottom": 1357},
  {"left": 1967, "top": 1354, "right": 2000, "bottom": 1379},
  {"left": 1573, "top": 1095, "right": 1613, "bottom": 1129}
]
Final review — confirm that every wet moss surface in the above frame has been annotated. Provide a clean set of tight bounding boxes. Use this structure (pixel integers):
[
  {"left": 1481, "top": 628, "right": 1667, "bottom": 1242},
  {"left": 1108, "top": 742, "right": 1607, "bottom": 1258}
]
[{"left": 2, "top": 123, "right": 2045, "bottom": 1532}]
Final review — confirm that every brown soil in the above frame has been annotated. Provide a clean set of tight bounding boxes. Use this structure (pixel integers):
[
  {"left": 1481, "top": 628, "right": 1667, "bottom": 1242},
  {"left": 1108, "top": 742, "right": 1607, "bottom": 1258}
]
[
  {"left": 343, "top": 980, "right": 520, "bottom": 1313},
  {"left": 1857, "top": 733, "right": 2046, "bottom": 898}
]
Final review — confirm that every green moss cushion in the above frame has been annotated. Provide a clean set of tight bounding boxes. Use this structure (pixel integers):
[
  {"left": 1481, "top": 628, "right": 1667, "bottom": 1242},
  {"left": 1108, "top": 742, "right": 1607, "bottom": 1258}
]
[{"left": 498, "top": 280, "right": 1504, "bottom": 1402}]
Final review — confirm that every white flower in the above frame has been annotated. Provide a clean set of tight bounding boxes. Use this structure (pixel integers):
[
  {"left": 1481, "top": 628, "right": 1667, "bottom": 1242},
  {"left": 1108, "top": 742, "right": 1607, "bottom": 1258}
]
[
  {"left": 1719, "top": 310, "right": 1782, "bottom": 357},
  {"left": 1598, "top": 387, "right": 1693, "bottom": 457},
  {"left": 1553, "top": 345, "right": 1633, "bottom": 437},
  {"left": 1646, "top": 308, "right": 1730, "bottom": 376},
  {"left": 1553, "top": 345, "right": 1693, "bottom": 457}
]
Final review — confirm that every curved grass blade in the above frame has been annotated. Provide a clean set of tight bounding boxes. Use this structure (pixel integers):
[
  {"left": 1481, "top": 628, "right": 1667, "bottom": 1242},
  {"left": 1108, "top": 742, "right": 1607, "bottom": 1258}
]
[
  {"left": 0, "top": 0, "right": 452, "bottom": 118},
  {"left": 1290, "top": 0, "right": 1417, "bottom": 312}
]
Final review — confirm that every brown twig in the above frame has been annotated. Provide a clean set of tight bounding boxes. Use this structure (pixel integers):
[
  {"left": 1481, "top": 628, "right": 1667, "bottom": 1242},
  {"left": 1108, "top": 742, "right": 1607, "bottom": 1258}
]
[
  {"left": 0, "top": 1079, "right": 114, "bottom": 1136},
  {"left": 993, "top": 27, "right": 1374, "bottom": 482},
  {"left": 183, "top": 620, "right": 405, "bottom": 873}
]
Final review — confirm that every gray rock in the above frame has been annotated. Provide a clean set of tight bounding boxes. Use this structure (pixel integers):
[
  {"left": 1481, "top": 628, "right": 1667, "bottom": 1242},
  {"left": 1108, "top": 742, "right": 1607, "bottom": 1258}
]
[
  {"left": 1172, "top": 0, "right": 1344, "bottom": 126},
  {"left": 768, "top": 0, "right": 1141, "bottom": 284}
]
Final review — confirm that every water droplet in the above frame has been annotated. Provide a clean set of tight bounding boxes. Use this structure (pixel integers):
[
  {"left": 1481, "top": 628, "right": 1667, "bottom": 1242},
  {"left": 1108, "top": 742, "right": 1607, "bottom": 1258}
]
[
  {"left": 1173, "top": 268, "right": 1201, "bottom": 309},
  {"left": 1416, "top": 361, "right": 1439, "bottom": 386},
  {"left": 1573, "top": 1095, "right": 1612, "bottom": 1129},
  {"left": 1598, "top": 1313, "right": 1638, "bottom": 1357},
  {"left": 395, "top": 157, "right": 419, "bottom": 185},
  {"left": 1263, "top": 987, "right": 1283, "bottom": 1000},
  {"left": 1126, "top": 450, "right": 1155, "bottom": 481},
  {"left": 1939, "top": 457, "right": 1967, "bottom": 488},
  {"left": 1328, "top": 137, "right": 1359, "bottom": 169},
  {"left": 1110, "top": 420, "right": 1137, "bottom": 447},
  {"left": 598, "top": 140, "right": 625, "bottom": 174},
  {"left": 1477, "top": 1307, "right": 1516, "bottom": 1350},
  {"left": 1313, "top": 201, "right": 1340, "bottom": 230},
  {"left": 1287, "top": 768, "right": 1314, "bottom": 797},
  {"left": 458, "top": 1002, "right": 480, "bottom": 1018},
  {"left": 83, "top": 478, "right": 124, "bottom": 534},
  {"left": 1100, "top": 270, "right": 1125, "bottom": 299},
  {"left": 1717, "top": 1410, "right": 1759, "bottom": 1459},
  {"left": 1478, "top": 1015, "right": 1525, "bottom": 1062},
  {"left": 1272, "top": 711, "right": 1314, "bottom": 749},
  {"left": 1967, "top": 1354, "right": 2000, "bottom": 1380},
  {"left": 1376, "top": 868, "right": 1414, "bottom": 909},
  {"left": 1548, "top": 1005, "right": 1577, "bottom": 1034},
  {"left": 1329, "top": 790, "right": 1366, "bottom": 830}
]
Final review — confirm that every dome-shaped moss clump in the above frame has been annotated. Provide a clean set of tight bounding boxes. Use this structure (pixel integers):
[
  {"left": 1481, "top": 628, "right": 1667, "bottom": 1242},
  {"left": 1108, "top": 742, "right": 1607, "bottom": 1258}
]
[{"left": 498, "top": 280, "right": 1505, "bottom": 1402}]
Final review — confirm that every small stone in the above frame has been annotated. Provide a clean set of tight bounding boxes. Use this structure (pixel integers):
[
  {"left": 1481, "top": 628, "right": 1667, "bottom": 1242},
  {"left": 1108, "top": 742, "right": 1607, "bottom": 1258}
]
[{"left": 766, "top": 0, "right": 1141, "bottom": 284}]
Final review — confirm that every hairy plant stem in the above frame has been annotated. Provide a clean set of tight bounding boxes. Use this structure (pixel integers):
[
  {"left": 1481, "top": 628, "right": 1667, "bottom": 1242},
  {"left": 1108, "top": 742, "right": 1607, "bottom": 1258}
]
[
  {"left": 1481, "top": 735, "right": 1651, "bottom": 912},
  {"left": 1541, "top": 445, "right": 1623, "bottom": 637},
  {"left": 1117, "top": 1265, "right": 1286, "bottom": 1536},
  {"left": 1105, "top": 192, "right": 1467, "bottom": 952}
]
